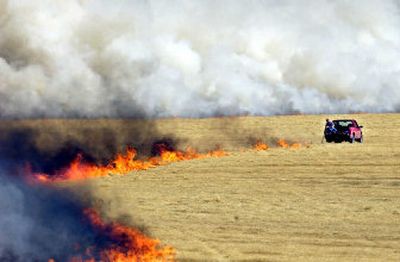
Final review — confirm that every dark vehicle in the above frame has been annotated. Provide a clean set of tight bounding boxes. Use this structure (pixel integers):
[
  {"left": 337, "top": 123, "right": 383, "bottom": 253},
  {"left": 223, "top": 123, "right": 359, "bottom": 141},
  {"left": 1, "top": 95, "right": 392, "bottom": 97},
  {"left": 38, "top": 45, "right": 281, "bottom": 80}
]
[{"left": 324, "top": 119, "right": 363, "bottom": 143}]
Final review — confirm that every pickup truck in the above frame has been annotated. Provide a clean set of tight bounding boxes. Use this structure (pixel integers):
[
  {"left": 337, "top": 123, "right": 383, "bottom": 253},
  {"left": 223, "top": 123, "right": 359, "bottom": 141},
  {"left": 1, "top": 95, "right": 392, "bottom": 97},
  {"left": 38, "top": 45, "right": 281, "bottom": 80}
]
[{"left": 324, "top": 119, "right": 363, "bottom": 143}]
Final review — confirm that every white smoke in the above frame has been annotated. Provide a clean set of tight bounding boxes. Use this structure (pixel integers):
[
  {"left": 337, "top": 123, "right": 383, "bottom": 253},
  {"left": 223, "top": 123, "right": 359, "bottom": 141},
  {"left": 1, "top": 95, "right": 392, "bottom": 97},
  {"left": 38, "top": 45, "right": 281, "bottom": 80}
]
[{"left": 0, "top": 0, "right": 400, "bottom": 118}]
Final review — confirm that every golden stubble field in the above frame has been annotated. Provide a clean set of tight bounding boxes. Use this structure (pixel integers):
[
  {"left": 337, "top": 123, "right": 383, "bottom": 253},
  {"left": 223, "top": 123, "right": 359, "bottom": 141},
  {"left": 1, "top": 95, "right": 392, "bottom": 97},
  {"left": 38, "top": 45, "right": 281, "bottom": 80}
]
[{"left": 3, "top": 114, "right": 400, "bottom": 261}]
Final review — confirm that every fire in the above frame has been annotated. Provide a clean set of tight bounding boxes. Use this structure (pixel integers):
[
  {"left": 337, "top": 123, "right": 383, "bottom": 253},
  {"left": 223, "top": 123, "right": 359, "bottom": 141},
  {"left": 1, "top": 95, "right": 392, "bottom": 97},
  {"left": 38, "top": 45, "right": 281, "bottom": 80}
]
[
  {"left": 50, "top": 209, "right": 175, "bottom": 262},
  {"left": 34, "top": 147, "right": 228, "bottom": 182},
  {"left": 254, "top": 141, "right": 269, "bottom": 151},
  {"left": 36, "top": 139, "right": 305, "bottom": 262},
  {"left": 32, "top": 140, "right": 304, "bottom": 183},
  {"left": 83, "top": 208, "right": 175, "bottom": 262},
  {"left": 277, "top": 139, "right": 289, "bottom": 148},
  {"left": 290, "top": 143, "right": 302, "bottom": 149},
  {"left": 252, "top": 139, "right": 303, "bottom": 151},
  {"left": 277, "top": 139, "right": 302, "bottom": 149}
]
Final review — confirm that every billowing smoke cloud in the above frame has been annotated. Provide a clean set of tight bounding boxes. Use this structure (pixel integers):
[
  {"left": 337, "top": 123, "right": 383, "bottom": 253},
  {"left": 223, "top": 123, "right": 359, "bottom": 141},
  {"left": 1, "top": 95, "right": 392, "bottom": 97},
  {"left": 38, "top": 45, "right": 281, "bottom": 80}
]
[{"left": 1, "top": 0, "right": 400, "bottom": 118}]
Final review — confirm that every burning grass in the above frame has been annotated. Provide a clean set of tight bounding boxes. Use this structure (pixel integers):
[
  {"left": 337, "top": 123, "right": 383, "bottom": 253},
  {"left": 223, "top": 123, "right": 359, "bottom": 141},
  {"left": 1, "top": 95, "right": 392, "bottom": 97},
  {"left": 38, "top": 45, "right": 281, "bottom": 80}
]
[
  {"left": 33, "top": 147, "right": 228, "bottom": 182},
  {"left": 28, "top": 139, "right": 302, "bottom": 262},
  {"left": 254, "top": 141, "right": 269, "bottom": 151},
  {"left": 75, "top": 209, "right": 175, "bottom": 262},
  {"left": 277, "top": 139, "right": 302, "bottom": 149},
  {"left": 47, "top": 209, "right": 175, "bottom": 262},
  {"left": 254, "top": 139, "right": 302, "bottom": 151},
  {"left": 31, "top": 139, "right": 303, "bottom": 183},
  {"left": 32, "top": 139, "right": 303, "bottom": 183}
]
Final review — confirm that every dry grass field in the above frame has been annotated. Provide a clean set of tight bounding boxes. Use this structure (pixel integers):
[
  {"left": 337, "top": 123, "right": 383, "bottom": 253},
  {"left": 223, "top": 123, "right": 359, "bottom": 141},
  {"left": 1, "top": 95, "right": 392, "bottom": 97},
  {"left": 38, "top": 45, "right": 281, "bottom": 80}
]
[{"left": 3, "top": 114, "right": 400, "bottom": 261}]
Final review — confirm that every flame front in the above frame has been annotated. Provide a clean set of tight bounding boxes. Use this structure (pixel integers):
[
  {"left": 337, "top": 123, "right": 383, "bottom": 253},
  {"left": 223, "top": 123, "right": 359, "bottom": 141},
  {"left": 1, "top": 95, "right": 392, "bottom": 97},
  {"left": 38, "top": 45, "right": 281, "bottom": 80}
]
[
  {"left": 50, "top": 209, "right": 175, "bottom": 262},
  {"left": 254, "top": 141, "right": 269, "bottom": 151},
  {"left": 290, "top": 143, "right": 302, "bottom": 149},
  {"left": 84, "top": 209, "right": 175, "bottom": 262},
  {"left": 277, "top": 139, "right": 302, "bottom": 149},
  {"left": 34, "top": 147, "right": 228, "bottom": 182},
  {"left": 33, "top": 140, "right": 304, "bottom": 182},
  {"left": 277, "top": 139, "right": 289, "bottom": 148},
  {"left": 255, "top": 139, "right": 302, "bottom": 151},
  {"left": 37, "top": 140, "right": 304, "bottom": 262}
]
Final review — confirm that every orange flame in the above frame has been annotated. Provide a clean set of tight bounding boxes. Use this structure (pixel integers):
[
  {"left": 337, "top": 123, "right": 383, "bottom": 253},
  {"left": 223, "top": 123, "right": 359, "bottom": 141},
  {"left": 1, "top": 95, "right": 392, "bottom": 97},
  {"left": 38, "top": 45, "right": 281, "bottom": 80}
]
[
  {"left": 40, "top": 139, "right": 305, "bottom": 262},
  {"left": 290, "top": 143, "right": 302, "bottom": 149},
  {"left": 277, "top": 139, "right": 302, "bottom": 149},
  {"left": 34, "top": 147, "right": 228, "bottom": 182},
  {"left": 84, "top": 208, "right": 175, "bottom": 262},
  {"left": 33, "top": 140, "right": 304, "bottom": 183},
  {"left": 254, "top": 141, "right": 269, "bottom": 151},
  {"left": 50, "top": 209, "right": 175, "bottom": 262},
  {"left": 277, "top": 139, "right": 289, "bottom": 148}
]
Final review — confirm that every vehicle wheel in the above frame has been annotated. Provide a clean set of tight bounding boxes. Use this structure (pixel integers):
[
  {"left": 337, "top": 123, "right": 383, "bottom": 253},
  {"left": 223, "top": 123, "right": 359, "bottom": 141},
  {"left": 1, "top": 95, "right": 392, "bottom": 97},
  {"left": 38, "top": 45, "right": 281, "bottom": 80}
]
[
  {"left": 357, "top": 135, "right": 363, "bottom": 143},
  {"left": 350, "top": 134, "right": 355, "bottom": 143}
]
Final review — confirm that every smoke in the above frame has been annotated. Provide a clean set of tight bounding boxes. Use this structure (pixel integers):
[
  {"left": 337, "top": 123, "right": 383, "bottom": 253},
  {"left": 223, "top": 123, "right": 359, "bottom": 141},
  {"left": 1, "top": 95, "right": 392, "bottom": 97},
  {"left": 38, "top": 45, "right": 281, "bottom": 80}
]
[
  {"left": 0, "top": 119, "right": 183, "bottom": 174},
  {"left": 0, "top": 165, "right": 159, "bottom": 261},
  {"left": 0, "top": 170, "right": 93, "bottom": 261},
  {"left": 0, "top": 0, "right": 400, "bottom": 118}
]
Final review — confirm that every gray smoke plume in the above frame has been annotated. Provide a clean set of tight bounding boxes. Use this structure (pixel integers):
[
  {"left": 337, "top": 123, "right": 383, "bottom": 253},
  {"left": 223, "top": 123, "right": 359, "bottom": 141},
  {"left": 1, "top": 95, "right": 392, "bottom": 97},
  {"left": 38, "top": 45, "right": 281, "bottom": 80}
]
[
  {"left": 1, "top": 0, "right": 400, "bottom": 118},
  {"left": 0, "top": 169, "right": 95, "bottom": 261}
]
